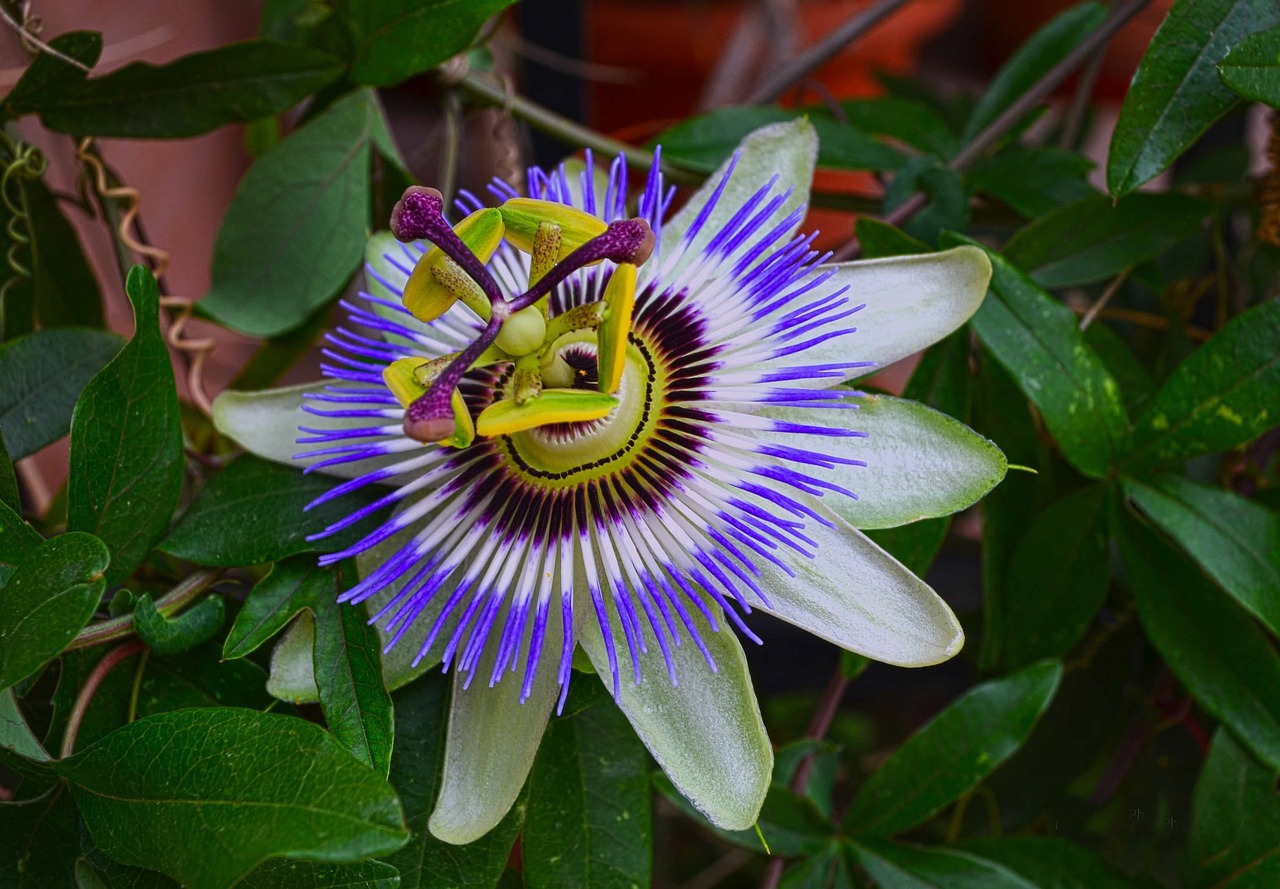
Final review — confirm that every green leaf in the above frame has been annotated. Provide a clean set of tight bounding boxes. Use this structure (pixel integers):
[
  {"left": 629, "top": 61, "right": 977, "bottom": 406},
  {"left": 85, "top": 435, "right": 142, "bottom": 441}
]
[
  {"left": 223, "top": 556, "right": 324, "bottom": 659},
  {"left": 1003, "top": 484, "right": 1111, "bottom": 668},
  {"left": 958, "top": 837, "right": 1133, "bottom": 889},
  {"left": 1, "top": 687, "right": 50, "bottom": 763},
  {"left": 382, "top": 675, "right": 525, "bottom": 889},
  {"left": 0, "top": 788, "right": 80, "bottom": 888},
  {"left": 201, "top": 89, "right": 389, "bottom": 337},
  {"left": 1191, "top": 729, "right": 1280, "bottom": 887},
  {"left": 0, "top": 497, "right": 40, "bottom": 588},
  {"left": 0, "top": 328, "right": 122, "bottom": 460},
  {"left": 133, "top": 593, "right": 225, "bottom": 656},
  {"left": 1107, "top": 0, "right": 1280, "bottom": 196},
  {"left": 1218, "top": 23, "right": 1280, "bottom": 105},
  {"left": 7, "top": 40, "right": 343, "bottom": 138},
  {"left": 657, "top": 774, "right": 833, "bottom": 857},
  {"left": 883, "top": 155, "right": 969, "bottom": 244},
  {"left": 67, "top": 267, "right": 183, "bottom": 586},
  {"left": 75, "top": 843, "right": 179, "bottom": 889},
  {"left": 136, "top": 642, "right": 273, "bottom": 717},
  {"left": 24, "top": 175, "right": 103, "bottom": 329},
  {"left": 655, "top": 106, "right": 903, "bottom": 174},
  {"left": 779, "top": 844, "right": 852, "bottom": 889},
  {"left": 159, "top": 455, "right": 388, "bottom": 566},
  {"left": 840, "top": 96, "right": 958, "bottom": 156},
  {"left": 973, "top": 356, "right": 1047, "bottom": 672},
  {"left": 843, "top": 660, "right": 1062, "bottom": 837},
  {"left": 1085, "top": 322, "right": 1156, "bottom": 415},
  {"left": 312, "top": 567, "right": 394, "bottom": 776},
  {"left": 236, "top": 859, "right": 401, "bottom": 888},
  {"left": 0, "top": 437, "right": 16, "bottom": 513},
  {"left": 2, "top": 31, "right": 103, "bottom": 112},
  {"left": 902, "top": 330, "right": 971, "bottom": 422},
  {"left": 965, "top": 145, "right": 1095, "bottom": 218},
  {"left": 850, "top": 840, "right": 1039, "bottom": 888},
  {"left": 344, "top": 0, "right": 521, "bottom": 86},
  {"left": 760, "top": 395, "right": 1006, "bottom": 530},
  {"left": 962, "top": 2, "right": 1107, "bottom": 142},
  {"left": 855, "top": 218, "right": 929, "bottom": 259},
  {"left": 1126, "top": 299, "right": 1280, "bottom": 469},
  {"left": 774, "top": 739, "right": 842, "bottom": 818},
  {"left": 954, "top": 236, "right": 1130, "bottom": 479},
  {"left": 1126, "top": 474, "right": 1280, "bottom": 639},
  {"left": 1003, "top": 193, "right": 1210, "bottom": 288},
  {"left": 1119, "top": 512, "right": 1280, "bottom": 771},
  {"left": 56, "top": 708, "right": 409, "bottom": 889},
  {"left": 225, "top": 557, "right": 392, "bottom": 773},
  {"left": 523, "top": 696, "right": 652, "bottom": 889},
  {"left": 0, "top": 532, "right": 108, "bottom": 693}
]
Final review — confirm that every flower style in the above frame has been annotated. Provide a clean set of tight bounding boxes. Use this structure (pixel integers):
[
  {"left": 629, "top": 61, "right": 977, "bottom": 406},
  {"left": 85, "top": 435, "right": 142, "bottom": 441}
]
[{"left": 213, "top": 120, "right": 1003, "bottom": 844}]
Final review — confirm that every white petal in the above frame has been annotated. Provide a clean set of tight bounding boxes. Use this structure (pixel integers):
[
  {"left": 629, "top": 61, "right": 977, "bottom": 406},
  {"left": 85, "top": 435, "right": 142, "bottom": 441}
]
[
  {"left": 779, "top": 247, "right": 991, "bottom": 385},
  {"left": 757, "top": 500, "right": 963, "bottom": 666},
  {"left": 658, "top": 118, "right": 817, "bottom": 279},
  {"left": 578, "top": 600, "right": 772, "bottom": 831},
  {"left": 364, "top": 230, "right": 438, "bottom": 339},
  {"left": 212, "top": 382, "right": 404, "bottom": 480},
  {"left": 757, "top": 395, "right": 1006, "bottom": 529},
  {"left": 428, "top": 603, "right": 564, "bottom": 845}
]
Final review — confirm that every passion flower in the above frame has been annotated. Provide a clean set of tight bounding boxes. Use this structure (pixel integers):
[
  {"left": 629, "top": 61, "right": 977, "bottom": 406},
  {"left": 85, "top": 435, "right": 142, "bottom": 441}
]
[{"left": 213, "top": 120, "right": 1004, "bottom": 844}]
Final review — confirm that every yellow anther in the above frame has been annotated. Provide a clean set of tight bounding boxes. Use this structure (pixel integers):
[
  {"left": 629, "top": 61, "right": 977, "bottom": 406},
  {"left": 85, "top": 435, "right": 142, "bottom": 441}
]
[
  {"left": 476, "top": 389, "right": 618, "bottom": 437},
  {"left": 529, "top": 221, "right": 562, "bottom": 286},
  {"left": 402, "top": 208, "right": 504, "bottom": 322},
  {"left": 597, "top": 263, "right": 637, "bottom": 395},
  {"left": 499, "top": 198, "right": 607, "bottom": 261},
  {"left": 382, "top": 357, "right": 474, "bottom": 448}
]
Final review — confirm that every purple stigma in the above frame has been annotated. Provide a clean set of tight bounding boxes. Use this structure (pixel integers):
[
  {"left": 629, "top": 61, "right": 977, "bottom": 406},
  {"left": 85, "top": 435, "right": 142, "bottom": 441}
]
[
  {"left": 508, "top": 217, "right": 655, "bottom": 312},
  {"left": 390, "top": 186, "right": 505, "bottom": 306},
  {"left": 403, "top": 314, "right": 503, "bottom": 442}
]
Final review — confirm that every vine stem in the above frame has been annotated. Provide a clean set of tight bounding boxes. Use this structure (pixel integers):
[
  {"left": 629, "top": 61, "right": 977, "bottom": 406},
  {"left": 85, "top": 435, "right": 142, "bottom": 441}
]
[
  {"left": 1079, "top": 267, "right": 1133, "bottom": 330},
  {"left": 745, "top": 0, "right": 916, "bottom": 104},
  {"left": 454, "top": 69, "right": 704, "bottom": 187},
  {"left": 759, "top": 668, "right": 851, "bottom": 889},
  {"left": 831, "top": 0, "right": 1155, "bottom": 261},
  {"left": 60, "top": 640, "right": 146, "bottom": 758},
  {"left": 65, "top": 569, "right": 223, "bottom": 652}
]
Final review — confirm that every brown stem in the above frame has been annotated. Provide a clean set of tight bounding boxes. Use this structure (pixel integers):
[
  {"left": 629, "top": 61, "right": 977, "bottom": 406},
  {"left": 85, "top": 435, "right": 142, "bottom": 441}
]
[
  {"left": 455, "top": 70, "right": 704, "bottom": 186},
  {"left": 1058, "top": 49, "right": 1105, "bottom": 150},
  {"left": 759, "top": 668, "right": 851, "bottom": 889},
  {"left": 745, "top": 0, "right": 917, "bottom": 104},
  {"left": 59, "top": 640, "right": 146, "bottom": 758},
  {"left": 1079, "top": 268, "right": 1133, "bottom": 330}
]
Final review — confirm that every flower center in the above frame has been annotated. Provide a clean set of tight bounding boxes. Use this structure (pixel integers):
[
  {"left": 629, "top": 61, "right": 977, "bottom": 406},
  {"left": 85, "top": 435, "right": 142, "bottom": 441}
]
[
  {"left": 385, "top": 188, "right": 656, "bottom": 451},
  {"left": 501, "top": 335, "right": 662, "bottom": 481}
]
